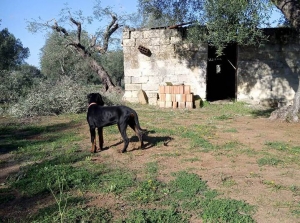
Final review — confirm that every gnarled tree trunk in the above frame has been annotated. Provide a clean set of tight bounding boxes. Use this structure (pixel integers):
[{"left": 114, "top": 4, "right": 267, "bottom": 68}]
[
  {"left": 270, "top": 0, "right": 300, "bottom": 122},
  {"left": 270, "top": 75, "right": 300, "bottom": 122},
  {"left": 51, "top": 14, "right": 119, "bottom": 91}
]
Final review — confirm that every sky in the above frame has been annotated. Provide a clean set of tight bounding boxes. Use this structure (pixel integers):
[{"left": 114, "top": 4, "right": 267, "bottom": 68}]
[
  {"left": 0, "top": 0, "right": 139, "bottom": 68},
  {"left": 1, "top": 1, "right": 283, "bottom": 68}
]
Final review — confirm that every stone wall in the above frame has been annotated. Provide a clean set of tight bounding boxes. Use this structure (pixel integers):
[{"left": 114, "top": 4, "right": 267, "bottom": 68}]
[
  {"left": 123, "top": 27, "right": 300, "bottom": 106},
  {"left": 237, "top": 28, "right": 300, "bottom": 106},
  {"left": 122, "top": 28, "right": 207, "bottom": 105}
]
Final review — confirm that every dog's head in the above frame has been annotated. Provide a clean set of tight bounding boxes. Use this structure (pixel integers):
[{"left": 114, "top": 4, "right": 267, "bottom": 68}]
[{"left": 87, "top": 93, "right": 105, "bottom": 106}]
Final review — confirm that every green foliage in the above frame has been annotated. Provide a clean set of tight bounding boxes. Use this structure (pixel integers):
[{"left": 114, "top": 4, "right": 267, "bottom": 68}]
[
  {"left": 138, "top": 0, "right": 273, "bottom": 55},
  {"left": 128, "top": 179, "right": 164, "bottom": 203},
  {"left": 8, "top": 76, "right": 99, "bottom": 117},
  {"left": 201, "top": 198, "right": 255, "bottom": 223},
  {"left": 145, "top": 161, "right": 159, "bottom": 178},
  {"left": 99, "top": 50, "right": 124, "bottom": 87},
  {"left": 33, "top": 205, "right": 112, "bottom": 223},
  {"left": 0, "top": 28, "right": 30, "bottom": 70},
  {"left": 202, "top": 0, "right": 271, "bottom": 55},
  {"left": 264, "top": 141, "right": 300, "bottom": 154},
  {"left": 257, "top": 157, "right": 283, "bottom": 166},
  {"left": 169, "top": 171, "right": 208, "bottom": 200},
  {"left": 101, "top": 169, "right": 135, "bottom": 194},
  {"left": 11, "top": 160, "right": 97, "bottom": 196},
  {"left": 0, "top": 65, "right": 42, "bottom": 103},
  {"left": 40, "top": 32, "right": 100, "bottom": 84},
  {"left": 138, "top": 0, "right": 203, "bottom": 27}
]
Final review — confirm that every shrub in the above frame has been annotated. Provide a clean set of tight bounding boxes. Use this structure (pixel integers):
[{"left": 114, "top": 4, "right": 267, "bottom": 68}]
[{"left": 8, "top": 76, "right": 101, "bottom": 117}]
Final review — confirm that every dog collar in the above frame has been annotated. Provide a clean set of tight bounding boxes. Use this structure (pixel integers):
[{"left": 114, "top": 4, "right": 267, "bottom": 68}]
[{"left": 88, "top": 102, "right": 97, "bottom": 108}]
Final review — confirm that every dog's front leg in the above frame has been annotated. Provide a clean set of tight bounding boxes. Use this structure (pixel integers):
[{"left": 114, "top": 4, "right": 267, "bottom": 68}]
[
  {"left": 90, "top": 127, "right": 97, "bottom": 153},
  {"left": 98, "top": 127, "right": 103, "bottom": 151}
]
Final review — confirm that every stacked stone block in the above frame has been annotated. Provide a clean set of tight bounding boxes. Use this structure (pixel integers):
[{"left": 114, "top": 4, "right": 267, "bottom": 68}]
[{"left": 158, "top": 85, "right": 194, "bottom": 109}]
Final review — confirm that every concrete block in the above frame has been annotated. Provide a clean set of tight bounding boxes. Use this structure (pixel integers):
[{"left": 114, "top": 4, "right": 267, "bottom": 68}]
[
  {"left": 165, "top": 101, "right": 173, "bottom": 108},
  {"left": 123, "top": 39, "right": 136, "bottom": 47},
  {"left": 186, "top": 94, "right": 193, "bottom": 102},
  {"left": 149, "top": 97, "right": 158, "bottom": 105},
  {"left": 132, "top": 76, "right": 149, "bottom": 84},
  {"left": 159, "top": 93, "right": 166, "bottom": 101},
  {"left": 178, "top": 102, "right": 186, "bottom": 108},
  {"left": 173, "top": 101, "right": 178, "bottom": 108},
  {"left": 165, "top": 94, "right": 172, "bottom": 102},
  {"left": 141, "top": 84, "right": 158, "bottom": 91},
  {"left": 159, "top": 101, "right": 165, "bottom": 108},
  {"left": 124, "top": 76, "right": 132, "bottom": 84},
  {"left": 125, "top": 84, "right": 141, "bottom": 91},
  {"left": 186, "top": 102, "right": 193, "bottom": 109}
]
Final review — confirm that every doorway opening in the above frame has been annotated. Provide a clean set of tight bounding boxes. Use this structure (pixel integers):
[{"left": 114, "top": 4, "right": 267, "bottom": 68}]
[{"left": 206, "top": 43, "right": 237, "bottom": 101}]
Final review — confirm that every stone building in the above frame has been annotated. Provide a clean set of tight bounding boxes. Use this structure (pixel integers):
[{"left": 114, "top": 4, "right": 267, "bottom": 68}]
[{"left": 122, "top": 26, "right": 299, "bottom": 107}]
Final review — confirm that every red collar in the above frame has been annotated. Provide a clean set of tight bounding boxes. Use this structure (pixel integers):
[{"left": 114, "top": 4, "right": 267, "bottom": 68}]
[{"left": 88, "top": 102, "right": 97, "bottom": 108}]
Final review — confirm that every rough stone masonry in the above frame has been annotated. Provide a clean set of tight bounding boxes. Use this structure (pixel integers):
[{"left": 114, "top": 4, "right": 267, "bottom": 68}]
[{"left": 122, "top": 27, "right": 300, "bottom": 107}]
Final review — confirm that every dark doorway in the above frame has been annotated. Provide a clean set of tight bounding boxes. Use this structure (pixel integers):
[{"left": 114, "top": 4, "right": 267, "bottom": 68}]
[{"left": 206, "top": 43, "right": 237, "bottom": 101}]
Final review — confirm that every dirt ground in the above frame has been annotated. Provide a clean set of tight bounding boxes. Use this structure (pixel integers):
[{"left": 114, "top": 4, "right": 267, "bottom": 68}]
[
  {"left": 86, "top": 108, "right": 300, "bottom": 223},
  {"left": 1, "top": 105, "right": 300, "bottom": 222}
]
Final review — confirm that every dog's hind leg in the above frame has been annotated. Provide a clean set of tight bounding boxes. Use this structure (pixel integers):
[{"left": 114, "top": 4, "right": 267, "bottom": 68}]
[
  {"left": 118, "top": 123, "right": 129, "bottom": 153},
  {"left": 128, "top": 118, "right": 144, "bottom": 149},
  {"left": 90, "top": 127, "right": 97, "bottom": 153},
  {"left": 98, "top": 127, "right": 104, "bottom": 151}
]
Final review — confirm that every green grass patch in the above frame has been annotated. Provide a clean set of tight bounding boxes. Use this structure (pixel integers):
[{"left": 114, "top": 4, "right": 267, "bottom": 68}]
[
  {"left": 128, "top": 179, "right": 164, "bottom": 204},
  {"left": 257, "top": 157, "right": 283, "bottom": 166},
  {"left": 201, "top": 198, "right": 255, "bottom": 223},
  {"left": 265, "top": 141, "right": 300, "bottom": 155},
  {"left": 224, "top": 128, "right": 238, "bottom": 133},
  {"left": 123, "top": 208, "right": 188, "bottom": 223}
]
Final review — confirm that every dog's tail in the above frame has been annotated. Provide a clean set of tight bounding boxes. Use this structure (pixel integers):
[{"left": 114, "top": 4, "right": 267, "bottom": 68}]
[{"left": 132, "top": 111, "right": 147, "bottom": 134}]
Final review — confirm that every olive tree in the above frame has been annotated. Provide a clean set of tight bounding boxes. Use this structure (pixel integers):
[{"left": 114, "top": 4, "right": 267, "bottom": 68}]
[
  {"left": 28, "top": 1, "right": 131, "bottom": 91},
  {"left": 40, "top": 31, "right": 100, "bottom": 84}
]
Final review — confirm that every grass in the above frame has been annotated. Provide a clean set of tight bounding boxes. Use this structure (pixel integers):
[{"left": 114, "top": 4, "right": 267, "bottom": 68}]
[{"left": 1, "top": 102, "right": 300, "bottom": 222}]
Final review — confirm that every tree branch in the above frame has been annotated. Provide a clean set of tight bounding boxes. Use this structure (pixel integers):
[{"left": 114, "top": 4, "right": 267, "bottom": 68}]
[
  {"left": 51, "top": 20, "right": 69, "bottom": 36},
  {"left": 101, "top": 14, "right": 119, "bottom": 53},
  {"left": 69, "top": 14, "right": 82, "bottom": 43}
]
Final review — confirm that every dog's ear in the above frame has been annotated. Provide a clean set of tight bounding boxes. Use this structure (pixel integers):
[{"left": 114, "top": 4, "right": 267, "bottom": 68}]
[
  {"left": 96, "top": 93, "right": 105, "bottom": 106},
  {"left": 87, "top": 93, "right": 92, "bottom": 103}
]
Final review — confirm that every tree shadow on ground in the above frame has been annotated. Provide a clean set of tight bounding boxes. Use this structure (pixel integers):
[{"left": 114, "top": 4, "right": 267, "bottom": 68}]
[
  {"left": 0, "top": 121, "right": 81, "bottom": 154},
  {"left": 250, "top": 108, "right": 276, "bottom": 118}
]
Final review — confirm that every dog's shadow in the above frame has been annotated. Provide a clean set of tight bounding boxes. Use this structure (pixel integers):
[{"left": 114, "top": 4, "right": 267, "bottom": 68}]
[{"left": 108, "top": 130, "right": 173, "bottom": 152}]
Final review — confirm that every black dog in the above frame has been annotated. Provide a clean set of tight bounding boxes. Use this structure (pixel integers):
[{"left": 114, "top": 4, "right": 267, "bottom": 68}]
[{"left": 87, "top": 93, "right": 146, "bottom": 153}]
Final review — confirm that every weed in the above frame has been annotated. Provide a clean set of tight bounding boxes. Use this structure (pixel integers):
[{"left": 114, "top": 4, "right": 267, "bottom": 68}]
[
  {"left": 169, "top": 171, "right": 208, "bottom": 200},
  {"left": 213, "top": 114, "right": 234, "bottom": 120},
  {"left": 201, "top": 198, "right": 255, "bottom": 223},
  {"left": 123, "top": 208, "right": 188, "bottom": 223},
  {"left": 145, "top": 161, "right": 159, "bottom": 178},
  {"left": 257, "top": 157, "right": 283, "bottom": 166},
  {"left": 224, "top": 128, "right": 238, "bottom": 133},
  {"left": 128, "top": 179, "right": 164, "bottom": 204},
  {"left": 101, "top": 169, "right": 135, "bottom": 194},
  {"left": 48, "top": 173, "right": 69, "bottom": 223},
  {"left": 262, "top": 180, "right": 283, "bottom": 190}
]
